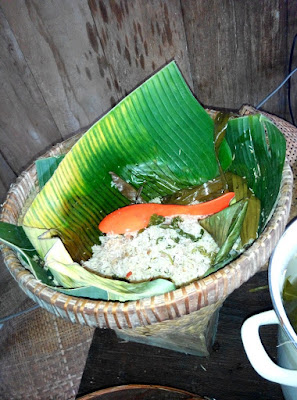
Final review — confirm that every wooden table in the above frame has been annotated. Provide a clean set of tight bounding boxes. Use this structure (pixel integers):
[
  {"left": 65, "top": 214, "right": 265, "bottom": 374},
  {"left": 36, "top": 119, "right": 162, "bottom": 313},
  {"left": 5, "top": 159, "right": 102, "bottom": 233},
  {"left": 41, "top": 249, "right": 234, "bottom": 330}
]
[{"left": 77, "top": 269, "right": 283, "bottom": 399}]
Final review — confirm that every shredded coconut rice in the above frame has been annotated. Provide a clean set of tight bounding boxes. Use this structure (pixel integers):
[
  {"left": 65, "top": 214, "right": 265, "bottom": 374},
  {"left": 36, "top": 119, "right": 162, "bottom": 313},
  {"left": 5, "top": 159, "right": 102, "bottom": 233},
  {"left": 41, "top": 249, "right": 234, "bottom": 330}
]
[{"left": 84, "top": 215, "right": 219, "bottom": 287}]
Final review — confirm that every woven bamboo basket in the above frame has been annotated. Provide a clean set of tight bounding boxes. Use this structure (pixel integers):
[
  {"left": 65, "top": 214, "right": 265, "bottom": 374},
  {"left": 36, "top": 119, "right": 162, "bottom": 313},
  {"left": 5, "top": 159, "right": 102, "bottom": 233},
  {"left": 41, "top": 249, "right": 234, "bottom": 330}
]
[{"left": 0, "top": 107, "right": 294, "bottom": 337}]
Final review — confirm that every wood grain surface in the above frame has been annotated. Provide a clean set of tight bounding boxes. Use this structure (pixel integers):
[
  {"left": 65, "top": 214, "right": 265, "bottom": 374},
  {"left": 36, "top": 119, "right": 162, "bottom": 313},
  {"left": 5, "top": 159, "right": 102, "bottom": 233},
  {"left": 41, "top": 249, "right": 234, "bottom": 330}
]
[
  {"left": 182, "top": 0, "right": 288, "bottom": 113},
  {"left": 0, "top": 0, "right": 116, "bottom": 136},
  {"left": 1, "top": 0, "right": 296, "bottom": 203},
  {"left": 89, "top": 0, "right": 193, "bottom": 97},
  {"left": 77, "top": 270, "right": 283, "bottom": 400},
  {"left": 0, "top": 6, "right": 62, "bottom": 175},
  {"left": 0, "top": 152, "right": 16, "bottom": 204}
]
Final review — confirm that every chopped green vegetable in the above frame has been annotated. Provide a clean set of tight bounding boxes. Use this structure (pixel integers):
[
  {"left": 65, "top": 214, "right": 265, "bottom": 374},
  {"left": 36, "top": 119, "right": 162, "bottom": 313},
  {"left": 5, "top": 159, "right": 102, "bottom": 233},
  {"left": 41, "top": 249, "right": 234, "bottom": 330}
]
[
  {"left": 148, "top": 214, "right": 166, "bottom": 226},
  {"left": 196, "top": 246, "right": 217, "bottom": 264},
  {"left": 160, "top": 251, "right": 174, "bottom": 265},
  {"left": 156, "top": 236, "right": 164, "bottom": 244},
  {"left": 158, "top": 217, "right": 204, "bottom": 242}
]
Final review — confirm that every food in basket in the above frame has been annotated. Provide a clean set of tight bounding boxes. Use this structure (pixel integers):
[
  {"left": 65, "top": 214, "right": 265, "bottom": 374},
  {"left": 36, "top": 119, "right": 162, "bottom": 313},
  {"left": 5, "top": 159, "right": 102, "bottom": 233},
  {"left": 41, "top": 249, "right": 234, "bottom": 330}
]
[
  {"left": 84, "top": 192, "right": 236, "bottom": 286},
  {"left": 0, "top": 61, "right": 287, "bottom": 301},
  {"left": 87, "top": 215, "right": 221, "bottom": 287}
]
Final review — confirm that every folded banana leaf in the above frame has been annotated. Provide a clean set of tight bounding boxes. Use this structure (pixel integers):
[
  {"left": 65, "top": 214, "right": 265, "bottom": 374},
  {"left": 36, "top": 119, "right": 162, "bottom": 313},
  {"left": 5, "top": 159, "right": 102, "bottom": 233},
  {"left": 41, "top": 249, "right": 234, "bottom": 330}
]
[
  {"left": 0, "top": 222, "right": 53, "bottom": 285},
  {"left": 0, "top": 61, "right": 286, "bottom": 301},
  {"left": 225, "top": 114, "right": 286, "bottom": 233},
  {"left": 200, "top": 199, "right": 248, "bottom": 275}
]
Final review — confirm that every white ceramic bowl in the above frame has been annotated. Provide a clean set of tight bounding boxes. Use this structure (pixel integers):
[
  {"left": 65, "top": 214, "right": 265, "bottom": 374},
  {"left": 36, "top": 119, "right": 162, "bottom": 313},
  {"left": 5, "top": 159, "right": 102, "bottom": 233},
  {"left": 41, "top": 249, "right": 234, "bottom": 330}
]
[{"left": 241, "top": 218, "right": 297, "bottom": 400}]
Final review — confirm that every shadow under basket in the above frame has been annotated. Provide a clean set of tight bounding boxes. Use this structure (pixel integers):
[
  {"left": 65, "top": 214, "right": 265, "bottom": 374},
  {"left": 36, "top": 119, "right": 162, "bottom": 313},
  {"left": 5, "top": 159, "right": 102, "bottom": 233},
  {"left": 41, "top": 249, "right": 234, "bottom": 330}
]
[{"left": 0, "top": 109, "right": 294, "bottom": 356}]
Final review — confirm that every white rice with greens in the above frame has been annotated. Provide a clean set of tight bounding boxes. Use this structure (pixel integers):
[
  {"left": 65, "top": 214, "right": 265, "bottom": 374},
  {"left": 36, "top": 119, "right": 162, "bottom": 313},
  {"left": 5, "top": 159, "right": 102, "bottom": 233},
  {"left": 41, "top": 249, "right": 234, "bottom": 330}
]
[{"left": 84, "top": 215, "right": 219, "bottom": 287}]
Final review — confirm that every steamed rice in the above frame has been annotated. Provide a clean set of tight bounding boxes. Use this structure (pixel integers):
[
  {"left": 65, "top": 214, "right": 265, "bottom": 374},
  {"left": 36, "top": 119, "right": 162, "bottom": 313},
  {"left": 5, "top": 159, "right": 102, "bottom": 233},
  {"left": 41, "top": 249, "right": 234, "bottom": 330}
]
[{"left": 84, "top": 215, "right": 219, "bottom": 287}]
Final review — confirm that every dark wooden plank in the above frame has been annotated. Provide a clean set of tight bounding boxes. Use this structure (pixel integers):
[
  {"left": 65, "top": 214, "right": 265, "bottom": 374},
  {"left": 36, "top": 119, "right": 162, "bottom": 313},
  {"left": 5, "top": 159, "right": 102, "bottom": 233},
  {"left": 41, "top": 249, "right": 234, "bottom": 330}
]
[
  {"left": 89, "top": 0, "right": 193, "bottom": 98},
  {"left": 182, "top": 0, "right": 288, "bottom": 118},
  {"left": 1, "top": 0, "right": 118, "bottom": 137},
  {"left": 78, "top": 271, "right": 283, "bottom": 400},
  {"left": 0, "top": 152, "right": 16, "bottom": 204},
  {"left": 0, "top": 181, "right": 7, "bottom": 206},
  {"left": 0, "top": 7, "right": 62, "bottom": 174}
]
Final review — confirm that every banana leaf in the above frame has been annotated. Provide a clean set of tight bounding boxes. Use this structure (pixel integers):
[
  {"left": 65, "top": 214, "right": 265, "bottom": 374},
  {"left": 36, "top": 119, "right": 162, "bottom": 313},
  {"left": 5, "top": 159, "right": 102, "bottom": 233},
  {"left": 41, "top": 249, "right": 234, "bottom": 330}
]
[
  {"left": 35, "top": 155, "right": 65, "bottom": 189},
  {"left": 0, "top": 222, "right": 53, "bottom": 285},
  {"left": 0, "top": 62, "right": 286, "bottom": 302},
  {"left": 109, "top": 171, "right": 144, "bottom": 203},
  {"left": 200, "top": 200, "right": 248, "bottom": 276},
  {"left": 225, "top": 114, "right": 286, "bottom": 233},
  {"left": 22, "top": 61, "right": 232, "bottom": 262}
]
